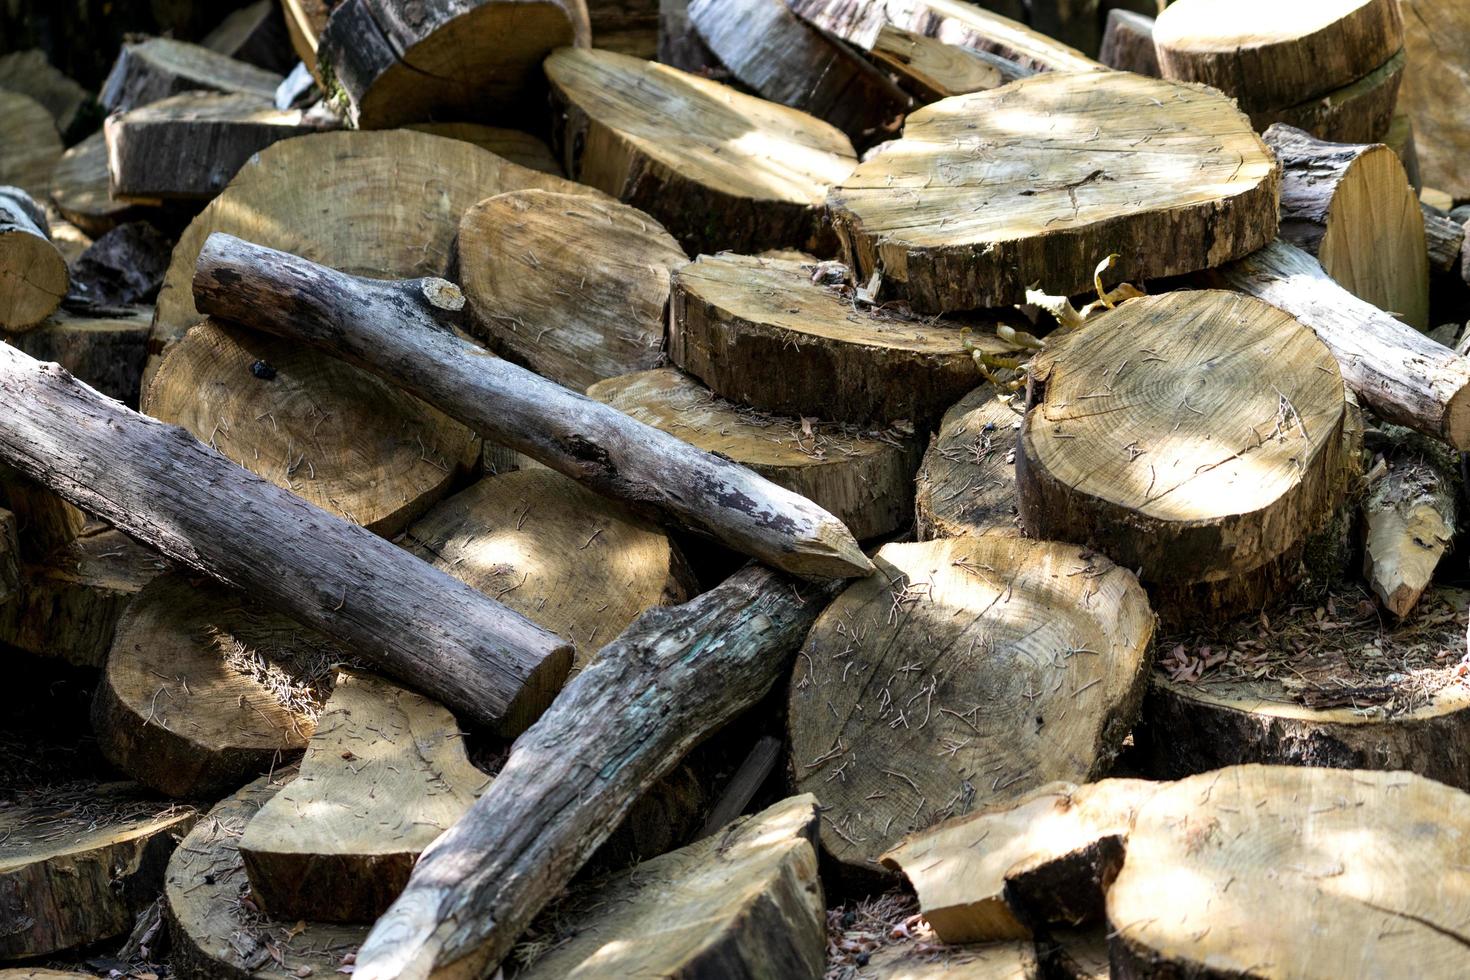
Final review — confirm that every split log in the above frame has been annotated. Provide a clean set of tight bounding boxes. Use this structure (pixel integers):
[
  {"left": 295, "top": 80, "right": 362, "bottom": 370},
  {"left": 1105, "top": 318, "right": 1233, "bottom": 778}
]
[
  {"left": 1363, "top": 426, "right": 1459, "bottom": 617},
  {"left": 405, "top": 122, "right": 560, "bottom": 174},
  {"left": 686, "top": 0, "right": 909, "bottom": 145},
  {"left": 788, "top": 537, "right": 1154, "bottom": 874},
  {"left": 1398, "top": 0, "right": 1470, "bottom": 200},
  {"left": 91, "top": 573, "right": 342, "bottom": 798},
  {"left": 828, "top": 72, "right": 1279, "bottom": 313},
  {"left": 1097, "top": 9, "right": 1157, "bottom": 76},
  {"left": 456, "top": 190, "right": 686, "bottom": 390},
  {"left": 99, "top": 38, "right": 283, "bottom": 114},
  {"left": 587, "top": 367, "right": 921, "bottom": 541},
  {"left": 1152, "top": 0, "right": 1402, "bottom": 113},
  {"left": 0, "top": 468, "right": 86, "bottom": 561},
  {"left": 49, "top": 132, "right": 148, "bottom": 238},
  {"left": 514, "top": 795, "right": 824, "bottom": 978},
  {"left": 0, "top": 509, "right": 18, "bottom": 607},
  {"left": 66, "top": 221, "right": 173, "bottom": 311},
  {"left": 282, "top": 0, "right": 334, "bottom": 77},
  {"left": 0, "top": 528, "right": 164, "bottom": 667},
  {"left": 1385, "top": 111, "right": 1423, "bottom": 192},
  {"left": 1108, "top": 766, "right": 1470, "bottom": 976},
  {"left": 0, "top": 782, "right": 196, "bottom": 958},
  {"left": 863, "top": 939, "right": 1039, "bottom": 979},
  {"left": 868, "top": 25, "right": 1025, "bottom": 102},
  {"left": 239, "top": 671, "right": 486, "bottom": 922},
  {"left": 105, "top": 92, "right": 327, "bottom": 202},
  {"left": 882, "top": 779, "right": 1162, "bottom": 942},
  {"left": 192, "top": 235, "right": 872, "bottom": 579},
  {"left": 8, "top": 308, "right": 151, "bottom": 406},
  {"left": 914, "top": 383, "right": 1021, "bottom": 540},
  {"left": 0, "top": 186, "right": 68, "bottom": 332},
  {"left": 351, "top": 564, "right": 839, "bottom": 980},
  {"left": 144, "top": 319, "right": 480, "bottom": 537},
  {"left": 403, "top": 468, "right": 692, "bottom": 671},
  {"left": 165, "top": 771, "right": 368, "bottom": 980},
  {"left": 0, "top": 50, "right": 95, "bottom": 143},
  {"left": 0, "top": 92, "right": 62, "bottom": 199},
  {"left": 0, "top": 343, "right": 573, "bottom": 734},
  {"left": 1209, "top": 240, "right": 1470, "bottom": 450},
  {"left": 317, "top": 0, "right": 590, "bottom": 129},
  {"left": 1423, "top": 203, "right": 1465, "bottom": 276},
  {"left": 202, "top": 0, "right": 297, "bottom": 75},
  {"left": 1249, "top": 48, "right": 1404, "bottom": 144},
  {"left": 669, "top": 252, "right": 1010, "bottom": 426},
  {"left": 1263, "top": 124, "right": 1428, "bottom": 329},
  {"left": 152, "top": 129, "right": 595, "bottom": 353},
  {"left": 544, "top": 47, "right": 857, "bottom": 255}
]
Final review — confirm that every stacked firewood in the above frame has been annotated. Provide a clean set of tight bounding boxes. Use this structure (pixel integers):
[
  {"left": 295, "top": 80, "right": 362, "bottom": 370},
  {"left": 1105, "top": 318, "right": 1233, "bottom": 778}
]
[{"left": 4, "top": 1, "right": 1470, "bottom": 978}]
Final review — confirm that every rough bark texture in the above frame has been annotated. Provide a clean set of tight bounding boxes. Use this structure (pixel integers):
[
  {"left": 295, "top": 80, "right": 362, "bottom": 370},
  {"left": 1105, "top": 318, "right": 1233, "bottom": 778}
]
[
  {"left": 0, "top": 342, "right": 573, "bottom": 734},
  {"left": 1248, "top": 48, "right": 1404, "bottom": 144},
  {"left": 1423, "top": 203, "right": 1466, "bottom": 275},
  {"left": 6, "top": 309, "right": 150, "bottom": 406},
  {"left": 1361, "top": 426, "right": 1459, "bottom": 617},
  {"left": 99, "top": 37, "right": 283, "bottom": 114},
  {"left": 914, "top": 383, "right": 1022, "bottom": 540},
  {"left": 1097, "top": 9, "right": 1157, "bottom": 76},
  {"left": 352, "top": 564, "right": 841, "bottom": 980},
  {"left": 192, "top": 234, "right": 872, "bottom": 579},
  {"left": 0, "top": 186, "right": 67, "bottom": 332}
]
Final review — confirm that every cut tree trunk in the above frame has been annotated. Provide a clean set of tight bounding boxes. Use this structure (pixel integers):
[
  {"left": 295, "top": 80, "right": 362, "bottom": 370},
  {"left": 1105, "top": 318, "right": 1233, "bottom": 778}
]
[
  {"left": 1108, "top": 766, "right": 1470, "bottom": 977},
  {"left": 403, "top": 468, "right": 692, "bottom": 672},
  {"left": 91, "top": 573, "right": 342, "bottom": 798},
  {"left": 828, "top": 72, "right": 1279, "bottom": 313},
  {"left": 66, "top": 222, "right": 171, "bottom": 313},
  {"left": 1248, "top": 48, "right": 1404, "bottom": 144},
  {"left": 191, "top": 234, "right": 872, "bottom": 579},
  {"left": 686, "top": 0, "right": 909, "bottom": 145},
  {"left": 882, "top": 779, "right": 1162, "bottom": 942},
  {"left": 868, "top": 25, "right": 1026, "bottom": 102},
  {"left": 0, "top": 50, "right": 95, "bottom": 143},
  {"left": 239, "top": 671, "right": 487, "bottom": 922},
  {"left": 105, "top": 92, "right": 328, "bottom": 202},
  {"left": 1397, "top": 0, "right": 1470, "bottom": 200},
  {"left": 788, "top": 537, "right": 1154, "bottom": 875},
  {"left": 1422, "top": 203, "right": 1465, "bottom": 276},
  {"left": 587, "top": 367, "right": 921, "bottom": 541},
  {"left": 49, "top": 132, "right": 149, "bottom": 238},
  {"left": 456, "top": 190, "right": 686, "bottom": 390},
  {"left": 0, "top": 187, "right": 68, "bottom": 332},
  {"left": 669, "top": 252, "right": 1010, "bottom": 426},
  {"left": 544, "top": 47, "right": 858, "bottom": 255},
  {"left": 316, "top": 0, "right": 590, "bottom": 129},
  {"left": 656, "top": 0, "right": 723, "bottom": 75},
  {"left": 0, "top": 782, "right": 196, "bottom": 958},
  {"left": 143, "top": 319, "right": 480, "bottom": 537},
  {"left": 0, "top": 343, "right": 574, "bottom": 734},
  {"left": 1097, "top": 9, "right": 1157, "bottom": 75},
  {"left": 1362, "top": 425, "right": 1459, "bottom": 617},
  {"left": 202, "top": 0, "right": 297, "bottom": 75},
  {"left": 405, "top": 122, "right": 561, "bottom": 173},
  {"left": 914, "top": 383, "right": 1022, "bottom": 540},
  {"left": 1262, "top": 123, "right": 1428, "bottom": 330},
  {"left": 7, "top": 308, "right": 151, "bottom": 406},
  {"left": 165, "top": 770, "right": 368, "bottom": 980},
  {"left": 514, "top": 795, "right": 825, "bottom": 979},
  {"left": 99, "top": 38, "right": 283, "bottom": 114},
  {"left": 0, "top": 92, "right": 63, "bottom": 199},
  {"left": 0, "top": 467, "right": 86, "bottom": 561},
  {"left": 1152, "top": 0, "right": 1402, "bottom": 113},
  {"left": 1209, "top": 239, "right": 1470, "bottom": 450}
]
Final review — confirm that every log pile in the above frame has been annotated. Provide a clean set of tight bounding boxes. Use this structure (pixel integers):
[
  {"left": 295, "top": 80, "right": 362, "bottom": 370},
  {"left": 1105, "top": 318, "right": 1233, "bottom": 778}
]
[{"left": 5, "top": 1, "right": 1470, "bottom": 977}]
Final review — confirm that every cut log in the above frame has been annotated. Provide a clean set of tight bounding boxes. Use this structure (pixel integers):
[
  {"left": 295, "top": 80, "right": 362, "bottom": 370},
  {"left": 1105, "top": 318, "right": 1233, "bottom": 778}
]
[
  {"left": 587, "top": 368, "right": 921, "bottom": 541},
  {"left": 686, "top": 0, "right": 909, "bottom": 145},
  {"left": 0, "top": 186, "right": 68, "bottom": 332},
  {"left": 1152, "top": 0, "right": 1402, "bottom": 113},
  {"left": 514, "top": 795, "right": 824, "bottom": 979},
  {"left": 105, "top": 92, "right": 327, "bottom": 202},
  {"left": 0, "top": 782, "right": 196, "bottom": 958},
  {"left": 152, "top": 129, "right": 595, "bottom": 353},
  {"left": 403, "top": 468, "right": 692, "bottom": 671},
  {"left": 868, "top": 25, "right": 1024, "bottom": 102},
  {"left": 1249, "top": 48, "right": 1404, "bottom": 144},
  {"left": 8, "top": 308, "right": 151, "bottom": 406},
  {"left": 202, "top": 0, "right": 297, "bottom": 75},
  {"left": 0, "top": 92, "right": 62, "bottom": 199},
  {"left": 192, "top": 235, "right": 872, "bottom": 579},
  {"left": 144, "top": 319, "right": 479, "bottom": 537},
  {"left": 456, "top": 190, "right": 686, "bottom": 390},
  {"left": 282, "top": 0, "right": 334, "bottom": 77},
  {"left": 656, "top": 0, "right": 723, "bottom": 75},
  {"left": 239, "top": 671, "right": 486, "bottom": 922},
  {"left": 317, "top": 0, "right": 590, "bottom": 129},
  {"left": 44, "top": 214, "right": 92, "bottom": 265},
  {"left": 862, "top": 939, "right": 1039, "bottom": 979},
  {"left": 0, "top": 528, "right": 164, "bottom": 667},
  {"left": 828, "top": 72, "right": 1279, "bottom": 313},
  {"left": 1108, "top": 765, "right": 1470, "bottom": 977},
  {"left": 99, "top": 38, "right": 283, "bottom": 114},
  {"left": 0, "top": 468, "right": 86, "bottom": 561},
  {"left": 544, "top": 47, "right": 858, "bottom": 255},
  {"left": 882, "top": 779, "right": 1162, "bottom": 942},
  {"left": 1097, "top": 9, "right": 1157, "bottom": 76},
  {"left": 1362, "top": 426, "right": 1459, "bottom": 617},
  {"left": 66, "top": 221, "right": 173, "bottom": 311},
  {"left": 0, "top": 509, "right": 18, "bottom": 608},
  {"left": 0, "top": 343, "right": 573, "bottom": 734},
  {"left": 351, "top": 564, "right": 839, "bottom": 980},
  {"left": 1398, "top": 0, "right": 1470, "bottom": 200},
  {"left": 49, "top": 132, "right": 148, "bottom": 238},
  {"left": 91, "top": 573, "right": 342, "bottom": 798},
  {"left": 0, "top": 50, "right": 95, "bottom": 143},
  {"left": 1423, "top": 203, "right": 1465, "bottom": 276},
  {"left": 914, "top": 383, "right": 1021, "bottom": 540},
  {"left": 669, "top": 252, "right": 1009, "bottom": 426},
  {"left": 165, "top": 771, "right": 368, "bottom": 980},
  {"left": 1263, "top": 124, "right": 1428, "bottom": 330},
  {"left": 1209, "top": 240, "right": 1470, "bottom": 450},
  {"left": 405, "top": 122, "right": 560, "bottom": 173},
  {"left": 788, "top": 537, "right": 1154, "bottom": 874},
  {"left": 1384, "top": 111, "right": 1422, "bottom": 192}
]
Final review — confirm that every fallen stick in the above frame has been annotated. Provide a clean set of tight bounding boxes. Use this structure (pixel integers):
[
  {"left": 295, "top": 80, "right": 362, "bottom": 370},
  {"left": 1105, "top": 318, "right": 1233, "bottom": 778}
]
[
  {"left": 352, "top": 564, "right": 840, "bottom": 980},
  {"left": 0, "top": 344, "right": 571, "bottom": 734},
  {"left": 193, "top": 233, "right": 873, "bottom": 580},
  {"left": 1210, "top": 239, "right": 1470, "bottom": 450}
]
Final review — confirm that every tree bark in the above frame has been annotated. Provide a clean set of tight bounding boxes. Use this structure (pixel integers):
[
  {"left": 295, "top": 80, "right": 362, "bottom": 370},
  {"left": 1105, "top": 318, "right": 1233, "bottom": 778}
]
[
  {"left": 99, "top": 38, "right": 283, "bottom": 114},
  {"left": 351, "top": 563, "right": 841, "bottom": 980},
  {"left": 1422, "top": 203, "right": 1466, "bottom": 276},
  {"left": 0, "top": 343, "right": 572, "bottom": 734},
  {"left": 1248, "top": 48, "right": 1404, "bottom": 144},
  {"left": 1097, "top": 9, "right": 1157, "bottom": 76},
  {"left": 9, "top": 310, "right": 151, "bottom": 407},
  {"left": 0, "top": 186, "right": 67, "bottom": 332},
  {"left": 1362, "top": 425, "right": 1459, "bottom": 617},
  {"left": 192, "top": 233, "right": 873, "bottom": 579}
]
